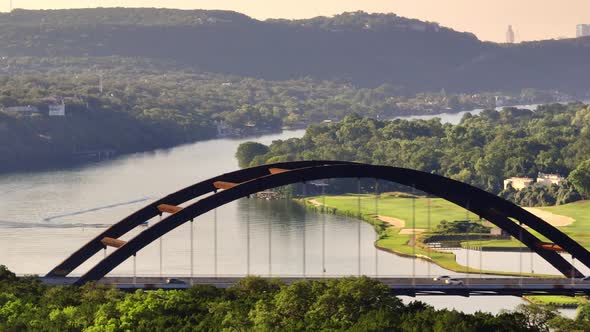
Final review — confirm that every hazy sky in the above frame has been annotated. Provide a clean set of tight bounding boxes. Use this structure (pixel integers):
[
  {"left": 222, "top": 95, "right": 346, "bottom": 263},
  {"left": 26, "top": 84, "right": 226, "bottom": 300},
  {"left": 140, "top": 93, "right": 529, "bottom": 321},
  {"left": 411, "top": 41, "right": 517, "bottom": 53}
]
[{"left": 4, "top": 0, "right": 590, "bottom": 42}]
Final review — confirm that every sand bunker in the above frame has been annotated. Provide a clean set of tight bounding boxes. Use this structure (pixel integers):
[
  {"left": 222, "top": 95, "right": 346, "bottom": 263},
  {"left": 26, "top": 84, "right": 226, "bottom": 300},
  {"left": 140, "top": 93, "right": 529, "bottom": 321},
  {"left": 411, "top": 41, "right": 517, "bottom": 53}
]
[
  {"left": 399, "top": 228, "right": 427, "bottom": 235},
  {"left": 376, "top": 215, "right": 406, "bottom": 228},
  {"left": 523, "top": 207, "right": 575, "bottom": 227},
  {"left": 307, "top": 199, "right": 323, "bottom": 207}
]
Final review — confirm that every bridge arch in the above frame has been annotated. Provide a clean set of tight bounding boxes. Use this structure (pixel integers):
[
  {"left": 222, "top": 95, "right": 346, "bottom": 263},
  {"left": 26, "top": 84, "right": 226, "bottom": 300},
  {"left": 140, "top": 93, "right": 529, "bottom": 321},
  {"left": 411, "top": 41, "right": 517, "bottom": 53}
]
[
  {"left": 48, "top": 161, "right": 353, "bottom": 277},
  {"left": 69, "top": 163, "right": 590, "bottom": 285}
]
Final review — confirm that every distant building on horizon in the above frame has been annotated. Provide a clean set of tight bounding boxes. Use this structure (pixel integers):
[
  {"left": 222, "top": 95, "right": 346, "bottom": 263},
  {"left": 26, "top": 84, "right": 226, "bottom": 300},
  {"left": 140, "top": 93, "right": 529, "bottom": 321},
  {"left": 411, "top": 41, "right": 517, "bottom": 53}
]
[
  {"left": 577, "top": 24, "right": 590, "bottom": 38},
  {"left": 506, "top": 25, "right": 515, "bottom": 43}
]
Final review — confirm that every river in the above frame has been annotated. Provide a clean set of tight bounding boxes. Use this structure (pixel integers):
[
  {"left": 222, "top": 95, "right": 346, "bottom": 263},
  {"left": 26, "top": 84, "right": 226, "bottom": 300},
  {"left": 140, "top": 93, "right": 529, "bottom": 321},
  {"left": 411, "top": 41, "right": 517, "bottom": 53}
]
[{"left": 1, "top": 104, "right": 586, "bottom": 316}]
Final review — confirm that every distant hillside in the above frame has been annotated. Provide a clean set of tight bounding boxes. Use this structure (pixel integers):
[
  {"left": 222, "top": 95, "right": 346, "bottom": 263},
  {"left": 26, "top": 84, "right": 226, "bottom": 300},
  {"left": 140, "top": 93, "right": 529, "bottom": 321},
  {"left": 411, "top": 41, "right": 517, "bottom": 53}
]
[{"left": 1, "top": 8, "right": 589, "bottom": 93}]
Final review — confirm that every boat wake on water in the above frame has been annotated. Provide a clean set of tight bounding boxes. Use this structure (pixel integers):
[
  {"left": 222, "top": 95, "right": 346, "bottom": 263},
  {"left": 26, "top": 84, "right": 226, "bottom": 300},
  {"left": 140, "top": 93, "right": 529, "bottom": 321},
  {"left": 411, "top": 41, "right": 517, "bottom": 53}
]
[
  {"left": 0, "top": 220, "right": 111, "bottom": 229},
  {"left": 42, "top": 196, "right": 158, "bottom": 223}
]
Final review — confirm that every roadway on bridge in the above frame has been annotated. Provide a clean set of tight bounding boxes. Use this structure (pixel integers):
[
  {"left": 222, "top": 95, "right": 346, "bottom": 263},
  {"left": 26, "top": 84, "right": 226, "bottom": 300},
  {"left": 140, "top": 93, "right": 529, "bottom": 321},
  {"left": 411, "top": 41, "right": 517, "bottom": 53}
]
[{"left": 41, "top": 276, "right": 590, "bottom": 296}]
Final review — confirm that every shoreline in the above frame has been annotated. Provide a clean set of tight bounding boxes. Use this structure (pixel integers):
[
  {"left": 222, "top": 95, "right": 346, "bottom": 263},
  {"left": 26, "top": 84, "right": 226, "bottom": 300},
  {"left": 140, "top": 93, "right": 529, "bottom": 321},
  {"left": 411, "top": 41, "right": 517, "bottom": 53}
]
[
  {"left": 2, "top": 100, "right": 575, "bottom": 177},
  {"left": 298, "top": 197, "right": 560, "bottom": 278}
]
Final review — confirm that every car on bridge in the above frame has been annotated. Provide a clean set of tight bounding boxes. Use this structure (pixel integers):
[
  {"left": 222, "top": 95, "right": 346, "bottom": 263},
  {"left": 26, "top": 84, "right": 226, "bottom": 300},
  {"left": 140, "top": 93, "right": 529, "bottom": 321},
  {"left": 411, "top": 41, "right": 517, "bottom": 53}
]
[
  {"left": 433, "top": 275, "right": 452, "bottom": 282},
  {"left": 444, "top": 278, "right": 464, "bottom": 286},
  {"left": 166, "top": 278, "right": 186, "bottom": 285}
]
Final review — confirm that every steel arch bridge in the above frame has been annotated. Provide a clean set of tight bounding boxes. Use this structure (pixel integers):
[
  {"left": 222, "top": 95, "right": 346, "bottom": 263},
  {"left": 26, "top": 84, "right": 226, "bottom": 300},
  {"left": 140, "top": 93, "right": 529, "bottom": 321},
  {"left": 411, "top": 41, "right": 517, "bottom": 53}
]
[{"left": 46, "top": 161, "right": 590, "bottom": 286}]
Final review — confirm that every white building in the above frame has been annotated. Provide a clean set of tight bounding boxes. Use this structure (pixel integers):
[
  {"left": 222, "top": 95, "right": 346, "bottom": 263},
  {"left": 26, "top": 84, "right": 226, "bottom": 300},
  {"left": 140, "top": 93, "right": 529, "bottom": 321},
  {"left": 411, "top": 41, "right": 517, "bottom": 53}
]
[
  {"left": 536, "top": 173, "right": 564, "bottom": 187},
  {"left": 577, "top": 24, "right": 590, "bottom": 38},
  {"left": 503, "top": 177, "right": 534, "bottom": 190},
  {"left": 48, "top": 103, "right": 66, "bottom": 117}
]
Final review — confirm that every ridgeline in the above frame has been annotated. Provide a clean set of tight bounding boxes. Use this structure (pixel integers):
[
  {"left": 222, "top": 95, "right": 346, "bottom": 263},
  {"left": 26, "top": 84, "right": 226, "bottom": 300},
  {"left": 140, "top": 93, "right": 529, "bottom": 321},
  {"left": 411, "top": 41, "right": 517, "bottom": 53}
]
[{"left": 1, "top": 8, "right": 590, "bottom": 92}]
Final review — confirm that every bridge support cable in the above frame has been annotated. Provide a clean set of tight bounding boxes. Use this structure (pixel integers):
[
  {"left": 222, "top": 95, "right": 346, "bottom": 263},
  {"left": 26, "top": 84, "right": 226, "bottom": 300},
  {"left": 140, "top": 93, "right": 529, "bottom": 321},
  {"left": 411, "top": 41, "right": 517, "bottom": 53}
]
[
  {"left": 190, "top": 219, "right": 194, "bottom": 286},
  {"left": 374, "top": 179, "right": 379, "bottom": 277},
  {"left": 519, "top": 222, "right": 524, "bottom": 287},
  {"left": 414, "top": 185, "right": 418, "bottom": 284},
  {"left": 427, "top": 197, "right": 431, "bottom": 278},
  {"left": 268, "top": 203, "right": 272, "bottom": 277},
  {"left": 571, "top": 255, "right": 575, "bottom": 287},
  {"left": 246, "top": 200, "right": 251, "bottom": 276},
  {"left": 159, "top": 214, "right": 163, "bottom": 278},
  {"left": 357, "top": 178, "right": 362, "bottom": 277},
  {"left": 479, "top": 223, "right": 483, "bottom": 279},
  {"left": 466, "top": 200, "right": 470, "bottom": 285},
  {"left": 214, "top": 208, "right": 218, "bottom": 278},
  {"left": 530, "top": 247, "right": 534, "bottom": 274},
  {"left": 133, "top": 254, "right": 136, "bottom": 286},
  {"left": 302, "top": 182, "right": 307, "bottom": 277},
  {"left": 322, "top": 184, "right": 326, "bottom": 276}
]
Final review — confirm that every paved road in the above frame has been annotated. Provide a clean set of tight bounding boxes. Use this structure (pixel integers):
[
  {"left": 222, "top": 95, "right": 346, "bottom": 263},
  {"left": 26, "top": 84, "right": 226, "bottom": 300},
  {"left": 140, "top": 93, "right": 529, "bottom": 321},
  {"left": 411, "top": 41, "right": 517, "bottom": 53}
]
[{"left": 41, "top": 276, "right": 590, "bottom": 296}]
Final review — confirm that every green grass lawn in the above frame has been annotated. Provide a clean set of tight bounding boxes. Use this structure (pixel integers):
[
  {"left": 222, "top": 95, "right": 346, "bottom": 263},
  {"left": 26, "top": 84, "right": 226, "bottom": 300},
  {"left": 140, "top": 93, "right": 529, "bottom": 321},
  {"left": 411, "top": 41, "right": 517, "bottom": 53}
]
[
  {"left": 524, "top": 295, "right": 588, "bottom": 308},
  {"left": 316, "top": 194, "right": 475, "bottom": 230},
  {"left": 314, "top": 194, "right": 590, "bottom": 251},
  {"left": 541, "top": 201, "right": 590, "bottom": 248},
  {"left": 466, "top": 200, "right": 590, "bottom": 250},
  {"left": 302, "top": 194, "right": 572, "bottom": 277}
]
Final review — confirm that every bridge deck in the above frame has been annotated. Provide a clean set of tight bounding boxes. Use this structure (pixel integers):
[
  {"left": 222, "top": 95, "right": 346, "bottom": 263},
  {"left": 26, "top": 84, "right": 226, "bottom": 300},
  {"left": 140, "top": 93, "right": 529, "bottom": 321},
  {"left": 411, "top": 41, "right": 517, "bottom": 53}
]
[{"left": 41, "top": 276, "right": 590, "bottom": 297}]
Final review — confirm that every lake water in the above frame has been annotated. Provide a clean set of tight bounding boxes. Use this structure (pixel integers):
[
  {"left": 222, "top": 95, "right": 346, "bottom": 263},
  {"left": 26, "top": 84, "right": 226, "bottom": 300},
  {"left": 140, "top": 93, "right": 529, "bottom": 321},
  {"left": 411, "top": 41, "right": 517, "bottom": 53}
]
[{"left": 1, "top": 103, "right": 587, "bottom": 316}]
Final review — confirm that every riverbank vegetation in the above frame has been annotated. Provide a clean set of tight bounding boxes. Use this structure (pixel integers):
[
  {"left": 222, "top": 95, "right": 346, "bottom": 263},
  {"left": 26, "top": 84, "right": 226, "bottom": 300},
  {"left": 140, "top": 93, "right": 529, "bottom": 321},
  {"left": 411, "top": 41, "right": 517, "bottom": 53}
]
[
  {"left": 241, "top": 103, "right": 590, "bottom": 202},
  {"left": 524, "top": 295, "right": 588, "bottom": 308},
  {"left": 0, "top": 56, "right": 545, "bottom": 173},
  {"left": 0, "top": 265, "right": 586, "bottom": 331}
]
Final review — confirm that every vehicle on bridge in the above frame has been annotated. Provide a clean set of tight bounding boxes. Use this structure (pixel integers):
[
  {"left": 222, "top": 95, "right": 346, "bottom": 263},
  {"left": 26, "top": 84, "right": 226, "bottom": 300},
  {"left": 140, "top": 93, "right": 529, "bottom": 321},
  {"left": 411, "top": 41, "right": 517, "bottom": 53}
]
[
  {"left": 166, "top": 278, "right": 186, "bottom": 285},
  {"left": 444, "top": 278, "right": 464, "bottom": 286},
  {"left": 433, "top": 275, "right": 452, "bottom": 282}
]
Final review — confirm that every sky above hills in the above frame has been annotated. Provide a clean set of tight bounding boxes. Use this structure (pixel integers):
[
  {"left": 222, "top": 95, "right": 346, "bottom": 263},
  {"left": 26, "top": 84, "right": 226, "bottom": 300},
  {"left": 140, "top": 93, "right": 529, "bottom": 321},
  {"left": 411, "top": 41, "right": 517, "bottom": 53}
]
[{"left": 4, "top": 0, "right": 590, "bottom": 42}]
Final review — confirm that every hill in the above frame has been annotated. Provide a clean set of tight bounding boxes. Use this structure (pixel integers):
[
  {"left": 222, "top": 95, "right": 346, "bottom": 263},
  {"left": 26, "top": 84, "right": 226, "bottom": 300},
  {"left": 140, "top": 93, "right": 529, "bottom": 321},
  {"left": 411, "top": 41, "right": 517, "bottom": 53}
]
[{"left": 1, "top": 8, "right": 589, "bottom": 93}]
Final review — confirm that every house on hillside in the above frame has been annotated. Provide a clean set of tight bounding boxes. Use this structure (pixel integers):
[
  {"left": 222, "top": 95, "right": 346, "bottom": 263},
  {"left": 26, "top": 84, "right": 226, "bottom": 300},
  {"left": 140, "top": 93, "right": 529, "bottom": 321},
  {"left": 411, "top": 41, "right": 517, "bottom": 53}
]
[
  {"left": 48, "top": 102, "right": 66, "bottom": 117},
  {"left": 503, "top": 177, "right": 534, "bottom": 190},
  {"left": 536, "top": 172, "right": 564, "bottom": 187}
]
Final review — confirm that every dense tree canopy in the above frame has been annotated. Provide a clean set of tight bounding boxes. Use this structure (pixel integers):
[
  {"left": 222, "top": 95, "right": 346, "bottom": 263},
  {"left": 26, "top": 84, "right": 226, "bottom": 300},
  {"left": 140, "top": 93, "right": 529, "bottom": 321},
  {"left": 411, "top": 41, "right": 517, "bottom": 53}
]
[
  {"left": 0, "top": 265, "right": 582, "bottom": 331},
  {"left": 239, "top": 103, "right": 590, "bottom": 204},
  {"left": 569, "top": 159, "right": 590, "bottom": 199},
  {"left": 236, "top": 142, "right": 270, "bottom": 168}
]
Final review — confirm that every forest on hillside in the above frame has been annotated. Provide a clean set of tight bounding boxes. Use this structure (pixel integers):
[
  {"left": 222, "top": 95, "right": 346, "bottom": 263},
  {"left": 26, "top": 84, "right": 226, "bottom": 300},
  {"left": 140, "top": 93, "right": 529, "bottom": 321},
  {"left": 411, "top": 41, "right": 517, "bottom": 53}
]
[{"left": 1, "top": 9, "right": 590, "bottom": 93}]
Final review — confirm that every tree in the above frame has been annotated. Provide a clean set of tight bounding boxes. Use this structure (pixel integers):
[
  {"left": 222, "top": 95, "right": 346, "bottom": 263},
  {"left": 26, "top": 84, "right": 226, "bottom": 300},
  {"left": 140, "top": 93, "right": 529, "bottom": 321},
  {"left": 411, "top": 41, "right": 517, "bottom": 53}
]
[
  {"left": 515, "top": 303, "right": 557, "bottom": 332},
  {"left": 0, "top": 266, "right": 16, "bottom": 282},
  {"left": 569, "top": 159, "right": 590, "bottom": 198},
  {"left": 235, "top": 142, "right": 269, "bottom": 168}
]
